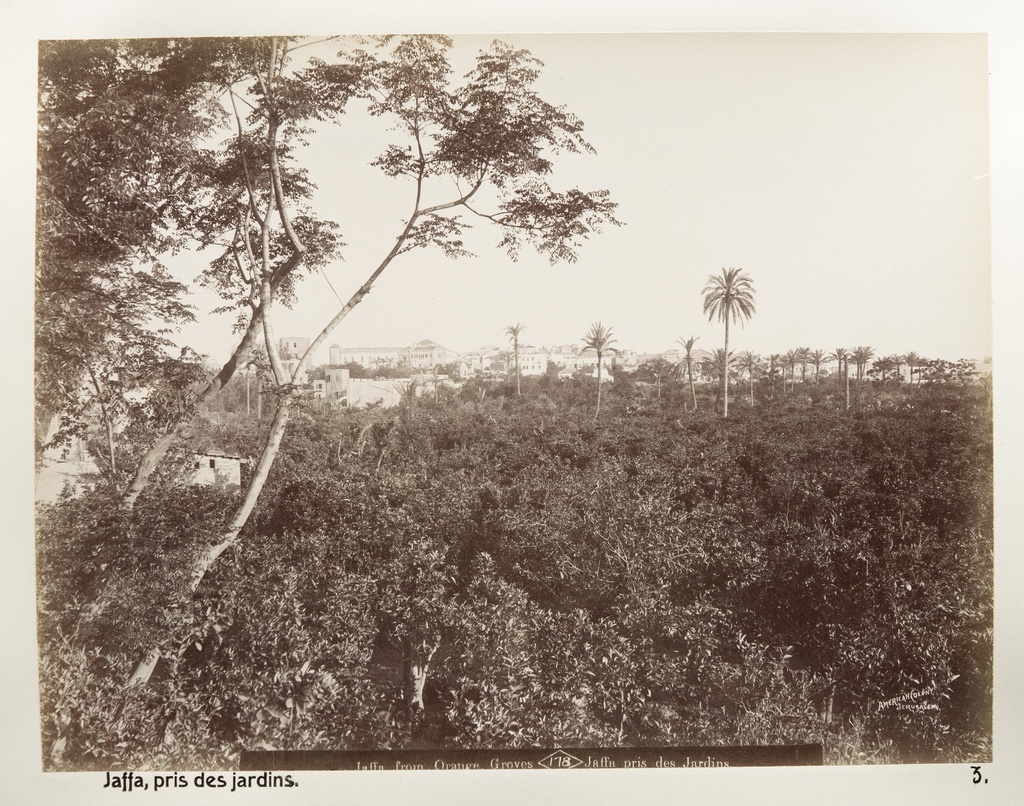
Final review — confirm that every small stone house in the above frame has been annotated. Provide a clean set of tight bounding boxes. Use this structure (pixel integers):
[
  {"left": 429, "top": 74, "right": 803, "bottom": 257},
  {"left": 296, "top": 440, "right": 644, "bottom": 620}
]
[{"left": 191, "top": 451, "right": 242, "bottom": 490}]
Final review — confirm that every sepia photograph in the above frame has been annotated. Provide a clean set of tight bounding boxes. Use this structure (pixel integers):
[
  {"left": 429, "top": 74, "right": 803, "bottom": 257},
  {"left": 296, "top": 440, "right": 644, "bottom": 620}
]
[
  {"left": 32, "top": 30, "right": 994, "bottom": 770},
  {"left": 11, "top": 2, "right": 1024, "bottom": 803}
]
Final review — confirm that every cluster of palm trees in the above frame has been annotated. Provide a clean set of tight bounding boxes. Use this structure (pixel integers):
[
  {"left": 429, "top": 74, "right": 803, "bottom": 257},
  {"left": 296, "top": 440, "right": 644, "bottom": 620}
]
[
  {"left": 500, "top": 266, "right": 930, "bottom": 419},
  {"left": 689, "top": 344, "right": 929, "bottom": 413},
  {"left": 683, "top": 270, "right": 928, "bottom": 415},
  {"left": 701, "top": 268, "right": 757, "bottom": 418},
  {"left": 868, "top": 351, "right": 925, "bottom": 384},
  {"left": 782, "top": 348, "right": 921, "bottom": 390},
  {"left": 503, "top": 268, "right": 758, "bottom": 419},
  {"left": 775, "top": 347, "right": 865, "bottom": 395},
  {"left": 504, "top": 319, "right": 620, "bottom": 418},
  {"left": 666, "top": 268, "right": 759, "bottom": 418}
]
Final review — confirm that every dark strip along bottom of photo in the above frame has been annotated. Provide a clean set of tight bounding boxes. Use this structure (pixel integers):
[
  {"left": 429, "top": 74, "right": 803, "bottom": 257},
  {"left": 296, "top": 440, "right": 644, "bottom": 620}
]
[{"left": 240, "top": 744, "right": 823, "bottom": 771}]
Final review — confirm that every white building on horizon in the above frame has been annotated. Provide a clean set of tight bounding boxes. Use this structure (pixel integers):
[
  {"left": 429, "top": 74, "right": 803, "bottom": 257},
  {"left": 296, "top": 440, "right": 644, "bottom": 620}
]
[{"left": 327, "top": 339, "right": 460, "bottom": 371}]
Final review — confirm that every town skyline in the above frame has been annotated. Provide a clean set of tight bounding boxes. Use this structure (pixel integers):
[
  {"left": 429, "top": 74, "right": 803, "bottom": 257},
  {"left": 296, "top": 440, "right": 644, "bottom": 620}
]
[{"left": 258, "top": 329, "right": 990, "bottom": 373}]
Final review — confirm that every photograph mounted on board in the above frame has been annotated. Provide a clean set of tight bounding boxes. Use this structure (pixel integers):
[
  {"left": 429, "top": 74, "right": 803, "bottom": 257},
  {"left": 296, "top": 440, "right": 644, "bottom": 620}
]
[{"left": 34, "top": 33, "right": 992, "bottom": 771}]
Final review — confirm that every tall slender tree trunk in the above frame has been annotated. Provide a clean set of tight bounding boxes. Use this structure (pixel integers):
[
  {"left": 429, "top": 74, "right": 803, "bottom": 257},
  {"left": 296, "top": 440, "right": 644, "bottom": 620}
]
[
  {"left": 129, "top": 394, "right": 294, "bottom": 685},
  {"left": 191, "top": 394, "right": 293, "bottom": 588},
  {"left": 688, "top": 362, "right": 697, "bottom": 411},
  {"left": 402, "top": 637, "right": 438, "bottom": 721},
  {"left": 165, "top": 156, "right": 424, "bottom": 598},
  {"left": 127, "top": 37, "right": 510, "bottom": 688},
  {"left": 722, "top": 318, "right": 730, "bottom": 418},
  {"left": 594, "top": 354, "right": 603, "bottom": 418},
  {"left": 87, "top": 367, "right": 120, "bottom": 494},
  {"left": 845, "top": 361, "right": 850, "bottom": 411}
]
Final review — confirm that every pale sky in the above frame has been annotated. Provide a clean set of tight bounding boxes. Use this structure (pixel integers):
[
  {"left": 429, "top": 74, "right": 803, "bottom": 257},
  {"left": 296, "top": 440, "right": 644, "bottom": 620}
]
[{"left": 166, "top": 33, "right": 992, "bottom": 366}]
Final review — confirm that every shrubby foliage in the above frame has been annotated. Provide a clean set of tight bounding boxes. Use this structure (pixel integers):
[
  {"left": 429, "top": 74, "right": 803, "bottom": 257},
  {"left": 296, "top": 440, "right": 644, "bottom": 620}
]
[{"left": 36, "top": 380, "right": 992, "bottom": 767}]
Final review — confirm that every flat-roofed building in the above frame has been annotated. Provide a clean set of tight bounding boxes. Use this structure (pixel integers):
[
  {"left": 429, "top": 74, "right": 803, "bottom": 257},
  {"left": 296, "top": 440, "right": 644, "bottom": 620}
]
[
  {"left": 327, "top": 339, "right": 459, "bottom": 371},
  {"left": 329, "top": 344, "right": 406, "bottom": 369},
  {"left": 279, "top": 336, "right": 310, "bottom": 360},
  {"left": 313, "top": 367, "right": 351, "bottom": 402},
  {"left": 516, "top": 346, "right": 550, "bottom": 376},
  {"left": 191, "top": 451, "right": 242, "bottom": 490},
  {"left": 408, "top": 339, "right": 459, "bottom": 369}
]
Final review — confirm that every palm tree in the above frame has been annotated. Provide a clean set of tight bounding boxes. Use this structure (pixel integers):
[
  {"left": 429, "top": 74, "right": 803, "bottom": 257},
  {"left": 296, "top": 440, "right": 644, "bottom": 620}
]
[
  {"left": 641, "top": 357, "right": 678, "bottom": 400},
  {"left": 701, "top": 348, "right": 735, "bottom": 397},
  {"left": 828, "top": 348, "right": 847, "bottom": 377},
  {"left": 829, "top": 348, "right": 850, "bottom": 410},
  {"left": 702, "top": 268, "right": 756, "bottom": 418},
  {"left": 505, "top": 323, "right": 525, "bottom": 396},
  {"left": 852, "top": 346, "right": 875, "bottom": 384},
  {"left": 768, "top": 354, "right": 781, "bottom": 400},
  {"left": 677, "top": 335, "right": 700, "bottom": 411},
  {"left": 581, "top": 321, "right": 617, "bottom": 418},
  {"left": 734, "top": 350, "right": 760, "bottom": 406},
  {"left": 782, "top": 349, "right": 799, "bottom": 394},
  {"left": 810, "top": 349, "right": 827, "bottom": 383},
  {"left": 892, "top": 354, "right": 905, "bottom": 384},
  {"left": 795, "top": 347, "right": 812, "bottom": 384},
  {"left": 904, "top": 351, "right": 923, "bottom": 388},
  {"left": 852, "top": 346, "right": 875, "bottom": 403}
]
